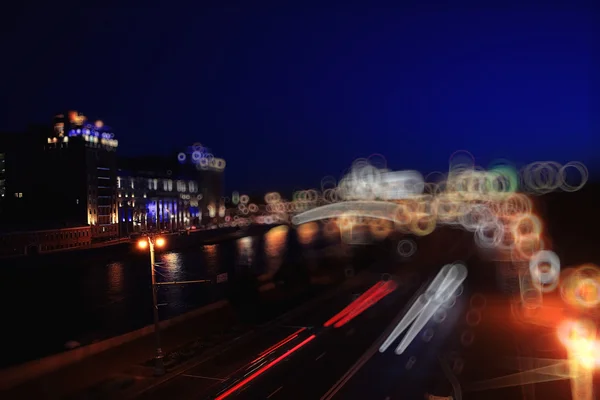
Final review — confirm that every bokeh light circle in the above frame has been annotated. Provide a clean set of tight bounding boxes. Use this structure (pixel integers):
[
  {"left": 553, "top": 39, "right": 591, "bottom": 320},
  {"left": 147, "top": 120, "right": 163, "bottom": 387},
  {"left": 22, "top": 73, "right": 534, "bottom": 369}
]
[{"left": 529, "top": 250, "right": 561, "bottom": 292}]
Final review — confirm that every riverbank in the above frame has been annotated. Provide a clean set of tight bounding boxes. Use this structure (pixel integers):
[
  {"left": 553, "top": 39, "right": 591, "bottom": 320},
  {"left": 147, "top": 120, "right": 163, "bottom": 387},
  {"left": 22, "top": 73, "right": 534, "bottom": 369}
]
[
  {"left": 0, "top": 222, "right": 302, "bottom": 371},
  {"left": 0, "top": 223, "right": 285, "bottom": 261}
]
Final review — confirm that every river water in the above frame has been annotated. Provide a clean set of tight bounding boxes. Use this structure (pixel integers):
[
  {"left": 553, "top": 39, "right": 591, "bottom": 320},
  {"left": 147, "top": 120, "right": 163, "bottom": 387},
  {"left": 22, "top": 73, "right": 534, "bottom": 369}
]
[
  {"left": 3, "top": 189, "right": 593, "bottom": 370},
  {"left": 0, "top": 224, "right": 341, "bottom": 369}
]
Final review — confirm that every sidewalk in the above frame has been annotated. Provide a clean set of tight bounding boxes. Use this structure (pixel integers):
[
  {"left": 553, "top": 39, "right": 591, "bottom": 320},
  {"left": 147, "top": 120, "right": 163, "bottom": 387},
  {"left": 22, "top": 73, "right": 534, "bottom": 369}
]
[{"left": 1, "top": 271, "right": 372, "bottom": 400}]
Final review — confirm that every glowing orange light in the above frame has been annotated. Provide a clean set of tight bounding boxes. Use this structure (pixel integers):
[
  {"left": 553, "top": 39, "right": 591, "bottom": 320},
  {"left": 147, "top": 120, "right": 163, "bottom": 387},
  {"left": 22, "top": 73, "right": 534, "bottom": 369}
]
[
  {"left": 560, "top": 265, "right": 600, "bottom": 309},
  {"left": 297, "top": 222, "right": 318, "bottom": 245},
  {"left": 558, "top": 319, "right": 598, "bottom": 370},
  {"left": 577, "top": 280, "right": 598, "bottom": 303},
  {"left": 155, "top": 237, "right": 166, "bottom": 247},
  {"left": 513, "top": 234, "right": 545, "bottom": 260},
  {"left": 137, "top": 239, "right": 148, "bottom": 249},
  {"left": 95, "top": 120, "right": 104, "bottom": 128},
  {"left": 66, "top": 111, "right": 87, "bottom": 126},
  {"left": 511, "top": 213, "right": 543, "bottom": 240}
]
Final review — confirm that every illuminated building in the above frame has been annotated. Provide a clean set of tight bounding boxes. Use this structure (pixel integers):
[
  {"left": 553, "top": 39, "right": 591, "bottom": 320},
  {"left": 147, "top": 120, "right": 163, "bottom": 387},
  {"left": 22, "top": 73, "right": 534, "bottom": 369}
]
[
  {"left": 118, "top": 143, "right": 225, "bottom": 234},
  {"left": 117, "top": 159, "right": 202, "bottom": 234},
  {"left": 176, "top": 142, "right": 225, "bottom": 219},
  {"left": 1, "top": 114, "right": 225, "bottom": 254},
  {"left": 43, "top": 111, "right": 119, "bottom": 241}
]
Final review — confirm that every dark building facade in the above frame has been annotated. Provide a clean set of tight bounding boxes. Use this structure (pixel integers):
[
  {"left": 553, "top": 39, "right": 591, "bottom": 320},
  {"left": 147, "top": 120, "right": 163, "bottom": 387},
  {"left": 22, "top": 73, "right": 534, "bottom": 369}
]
[
  {"left": 45, "top": 111, "right": 119, "bottom": 240},
  {"left": 0, "top": 111, "right": 119, "bottom": 255},
  {"left": 0, "top": 129, "right": 48, "bottom": 222}
]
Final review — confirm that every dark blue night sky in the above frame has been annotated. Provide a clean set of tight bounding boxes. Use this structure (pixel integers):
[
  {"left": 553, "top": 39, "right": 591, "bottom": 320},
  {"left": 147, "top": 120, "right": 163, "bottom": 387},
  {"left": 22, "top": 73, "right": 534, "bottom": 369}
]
[{"left": 0, "top": 4, "right": 595, "bottom": 193}]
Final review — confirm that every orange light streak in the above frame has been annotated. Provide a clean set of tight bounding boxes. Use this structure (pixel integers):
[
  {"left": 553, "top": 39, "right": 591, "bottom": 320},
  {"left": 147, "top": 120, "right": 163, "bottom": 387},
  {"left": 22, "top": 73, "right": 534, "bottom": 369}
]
[{"left": 215, "top": 334, "right": 316, "bottom": 400}]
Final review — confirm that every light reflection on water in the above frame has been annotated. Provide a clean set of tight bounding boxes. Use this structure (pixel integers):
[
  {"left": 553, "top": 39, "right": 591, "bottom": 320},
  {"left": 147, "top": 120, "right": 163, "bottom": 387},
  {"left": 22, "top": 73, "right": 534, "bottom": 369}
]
[
  {"left": 107, "top": 262, "right": 125, "bottom": 302},
  {"left": 297, "top": 222, "right": 319, "bottom": 246},
  {"left": 203, "top": 244, "right": 219, "bottom": 275},
  {"left": 236, "top": 237, "right": 254, "bottom": 266},
  {"left": 159, "top": 252, "right": 184, "bottom": 280},
  {"left": 158, "top": 252, "right": 185, "bottom": 310},
  {"left": 323, "top": 220, "right": 341, "bottom": 242},
  {"left": 102, "top": 226, "right": 325, "bottom": 315},
  {"left": 264, "top": 225, "right": 289, "bottom": 276},
  {"left": 0, "top": 223, "right": 348, "bottom": 368},
  {"left": 297, "top": 222, "right": 321, "bottom": 270}
]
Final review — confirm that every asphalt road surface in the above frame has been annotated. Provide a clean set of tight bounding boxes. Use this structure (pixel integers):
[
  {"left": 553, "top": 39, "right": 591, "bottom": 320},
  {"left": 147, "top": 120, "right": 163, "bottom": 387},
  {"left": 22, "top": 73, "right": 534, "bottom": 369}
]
[
  {"left": 222, "top": 270, "right": 426, "bottom": 400},
  {"left": 319, "top": 287, "right": 577, "bottom": 400},
  {"left": 138, "top": 260, "right": 581, "bottom": 400},
  {"left": 137, "top": 268, "right": 405, "bottom": 400}
]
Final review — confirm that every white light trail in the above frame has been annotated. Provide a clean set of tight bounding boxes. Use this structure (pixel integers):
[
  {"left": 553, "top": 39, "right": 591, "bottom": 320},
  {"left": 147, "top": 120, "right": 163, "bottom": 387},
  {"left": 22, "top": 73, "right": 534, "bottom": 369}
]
[
  {"left": 291, "top": 200, "right": 399, "bottom": 225},
  {"left": 379, "top": 263, "right": 468, "bottom": 355},
  {"left": 377, "top": 170, "right": 425, "bottom": 200}
]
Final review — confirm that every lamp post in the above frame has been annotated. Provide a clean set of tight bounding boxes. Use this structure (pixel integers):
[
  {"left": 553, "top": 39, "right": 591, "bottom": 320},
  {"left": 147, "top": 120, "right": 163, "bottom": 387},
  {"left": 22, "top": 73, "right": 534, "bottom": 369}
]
[
  {"left": 137, "top": 235, "right": 211, "bottom": 376},
  {"left": 138, "top": 235, "right": 166, "bottom": 376}
]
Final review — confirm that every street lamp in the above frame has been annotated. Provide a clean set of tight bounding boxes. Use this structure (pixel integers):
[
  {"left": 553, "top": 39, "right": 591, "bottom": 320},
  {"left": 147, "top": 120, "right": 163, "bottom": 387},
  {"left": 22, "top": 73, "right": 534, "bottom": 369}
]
[
  {"left": 136, "top": 234, "right": 212, "bottom": 376},
  {"left": 138, "top": 235, "right": 167, "bottom": 376}
]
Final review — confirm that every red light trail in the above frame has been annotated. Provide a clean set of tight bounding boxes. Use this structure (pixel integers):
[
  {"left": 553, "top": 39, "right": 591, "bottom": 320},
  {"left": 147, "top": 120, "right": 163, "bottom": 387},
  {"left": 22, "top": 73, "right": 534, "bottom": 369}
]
[
  {"left": 324, "top": 280, "right": 397, "bottom": 329},
  {"left": 215, "top": 335, "right": 316, "bottom": 400}
]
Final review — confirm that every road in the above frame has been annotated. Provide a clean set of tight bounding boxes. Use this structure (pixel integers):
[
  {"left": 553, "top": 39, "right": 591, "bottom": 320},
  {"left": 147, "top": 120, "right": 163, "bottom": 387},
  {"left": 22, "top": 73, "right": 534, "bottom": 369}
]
[
  {"left": 137, "top": 259, "right": 473, "bottom": 400},
  {"left": 215, "top": 273, "right": 575, "bottom": 400},
  {"left": 222, "top": 273, "right": 423, "bottom": 400},
  {"left": 137, "top": 257, "right": 580, "bottom": 400},
  {"left": 214, "top": 266, "right": 458, "bottom": 400},
  {"left": 136, "top": 267, "right": 412, "bottom": 400},
  {"left": 319, "top": 287, "right": 576, "bottom": 400}
]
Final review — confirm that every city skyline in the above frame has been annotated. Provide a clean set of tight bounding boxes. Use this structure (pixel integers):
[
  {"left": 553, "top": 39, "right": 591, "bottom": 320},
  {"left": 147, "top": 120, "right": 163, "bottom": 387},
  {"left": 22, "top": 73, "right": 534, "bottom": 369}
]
[{"left": 1, "top": 5, "right": 595, "bottom": 194}]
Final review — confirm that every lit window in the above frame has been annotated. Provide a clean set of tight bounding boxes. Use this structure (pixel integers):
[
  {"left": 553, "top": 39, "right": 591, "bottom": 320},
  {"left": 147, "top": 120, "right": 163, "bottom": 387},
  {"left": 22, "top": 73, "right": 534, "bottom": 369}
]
[
  {"left": 117, "top": 177, "right": 121, "bottom": 188},
  {"left": 177, "top": 180, "right": 186, "bottom": 192}
]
